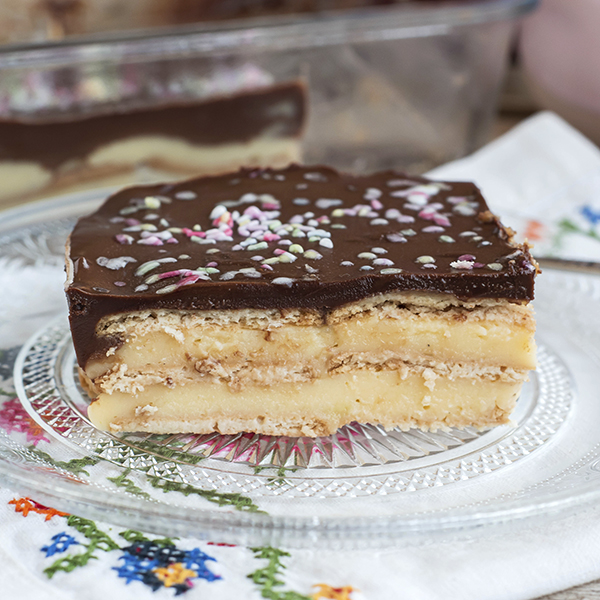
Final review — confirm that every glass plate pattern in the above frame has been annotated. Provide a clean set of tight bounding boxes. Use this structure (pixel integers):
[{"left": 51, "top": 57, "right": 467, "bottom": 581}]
[{"left": 0, "top": 189, "right": 599, "bottom": 548}]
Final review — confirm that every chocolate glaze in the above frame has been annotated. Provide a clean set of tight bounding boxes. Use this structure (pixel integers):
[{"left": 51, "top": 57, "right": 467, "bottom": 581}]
[
  {"left": 0, "top": 82, "right": 305, "bottom": 170},
  {"left": 66, "top": 164, "right": 537, "bottom": 367}
]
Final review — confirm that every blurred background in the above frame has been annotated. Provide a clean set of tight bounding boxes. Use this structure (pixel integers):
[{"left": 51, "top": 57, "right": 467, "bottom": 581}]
[{"left": 0, "top": 0, "right": 595, "bottom": 210}]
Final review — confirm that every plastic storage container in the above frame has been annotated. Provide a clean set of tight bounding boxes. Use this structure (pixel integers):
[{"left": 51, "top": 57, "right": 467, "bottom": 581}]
[{"left": 0, "top": 0, "right": 537, "bottom": 206}]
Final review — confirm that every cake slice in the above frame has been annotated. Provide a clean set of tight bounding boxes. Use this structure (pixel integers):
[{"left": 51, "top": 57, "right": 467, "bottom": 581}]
[{"left": 65, "top": 164, "right": 537, "bottom": 437}]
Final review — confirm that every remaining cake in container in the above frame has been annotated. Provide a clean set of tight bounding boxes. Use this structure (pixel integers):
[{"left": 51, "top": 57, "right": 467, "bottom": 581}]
[
  {"left": 65, "top": 164, "right": 537, "bottom": 437},
  {"left": 0, "top": 72, "right": 305, "bottom": 205}
]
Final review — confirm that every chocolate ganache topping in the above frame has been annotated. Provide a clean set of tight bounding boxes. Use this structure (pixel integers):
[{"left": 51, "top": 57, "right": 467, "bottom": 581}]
[{"left": 66, "top": 164, "right": 537, "bottom": 366}]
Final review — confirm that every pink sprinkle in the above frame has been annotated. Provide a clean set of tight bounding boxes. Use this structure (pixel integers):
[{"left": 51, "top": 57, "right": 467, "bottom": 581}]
[
  {"left": 183, "top": 228, "right": 205, "bottom": 238},
  {"left": 370, "top": 199, "right": 384, "bottom": 210},
  {"left": 158, "top": 270, "right": 186, "bottom": 280},
  {"left": 273, "top": 248, "right": 287, "bottom": 256},
  {"left": 114, "top": 281, "right": 126, "bottom": 286},
  {"left": 115, "top": 234, "right": 133, "bottom": 245},
  {"left": 418, "top": 209, "right": 435, "bottom": 220},
  {"left": 166, "top": 238, "right": 179, "bottom": 244},
  {"left": 138, "top": 236, "right": 163, "bottom": 246},
  {"left": 458, "top": 254, "right": 476, "bottom": 261},
  {"left": 397, "top": 215, "right": 415, "bottom": 223},
  {"left": 447, "top": 196, "right": 468, "bottom": 204},
  {"left": 473, "top": 262, "right": 485, "bottom": 269},
  {"left": 263, "top": 232, "right": 280, "bottom": 242},
  {"left": 262, "top": 203, "right": 279, "bottom": 210},
  {"left": 206, "top": 261, "right": 218, "bottom": 267},
  {"left": 433, "top": 215, "right": 451, "bottom": 227},
  {"left": 125, "top": 218, "right": 141, "bottom": 226},
  {"left": 260, "top": 264, "right": 274, "bottom": 271},
  {"left": 177, "top": 274, "right": 203, "bottom": 287}
]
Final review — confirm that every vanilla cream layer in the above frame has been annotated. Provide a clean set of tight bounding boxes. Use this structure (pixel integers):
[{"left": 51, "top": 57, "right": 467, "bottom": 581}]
[
  {"left": 88, "top": 369, "right": 523, "bottom": 437},
  {"left": 0, "top": 135, "right": 300, "bottom": 202},
  {"left": 87, "top": 299, "right": 536, "bottom": 393}
]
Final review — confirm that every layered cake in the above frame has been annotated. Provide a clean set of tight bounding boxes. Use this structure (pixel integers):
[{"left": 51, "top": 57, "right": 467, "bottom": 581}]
[
  {"left": 0, "top": 78, "right": 305, "bottom": 204},
  {"left": 65, "top": 164, "right": 537, "bottom": 437}
]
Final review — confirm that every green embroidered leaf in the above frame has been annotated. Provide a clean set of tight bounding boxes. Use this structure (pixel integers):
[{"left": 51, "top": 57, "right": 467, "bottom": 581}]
[
  {"left": 107, "top": 469, "right": 151, "bottom": 500},
  {"left": 44, "top": 516, "right": 119, "bottom": 578},
  {"left": 28, "top": 447, "right": 99, "bottom": 477},
  {"left": 248, "top": 546, "right": 310, "bottom": 600},
  {"left": 119, "top": 529, "right": 178, "bottom": 547},
  {"left": 147, "top": 475, "right": 264, "bottom": 513}
]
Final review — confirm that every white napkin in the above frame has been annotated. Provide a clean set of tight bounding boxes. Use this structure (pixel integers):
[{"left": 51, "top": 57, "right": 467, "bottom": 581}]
[
  {"left": 3, "top": 111, "right": 600, "bottom": 600},
  {"left": 429, "top": 111, "right": 600, "bottom": 261}
]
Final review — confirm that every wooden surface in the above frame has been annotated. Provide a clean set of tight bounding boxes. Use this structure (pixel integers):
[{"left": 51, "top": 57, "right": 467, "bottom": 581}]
[{"left": 538, "top": 581, "right": 600, "bottom": 599}]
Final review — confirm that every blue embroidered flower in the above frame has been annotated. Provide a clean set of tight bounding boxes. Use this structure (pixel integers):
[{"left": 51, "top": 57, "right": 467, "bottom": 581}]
[
  {"left": 114, "top": 541, "right": 220, "bottom": 594},
  {"left": 41, "top": 532, "right": 79, "bottom": 557},
  {"left": 580, "top": 205, "right": 600, "bottom": 226}
]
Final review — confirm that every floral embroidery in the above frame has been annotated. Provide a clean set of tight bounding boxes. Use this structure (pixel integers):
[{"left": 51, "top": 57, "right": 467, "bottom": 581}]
[
  {"left": 114, "top": 539, "right": 220, "bottom": 594},
  {"left": 0, "top": 397, "right": 49, "bottom": 445},
  {"left": 312, "top": 584, "right": 357, "bottom": 600},
  {"left": 9, "top": 497, "right": 68, "bottom": 521},
  {"left": 41, "top": 533, "right": 80, "bottom": 557}
]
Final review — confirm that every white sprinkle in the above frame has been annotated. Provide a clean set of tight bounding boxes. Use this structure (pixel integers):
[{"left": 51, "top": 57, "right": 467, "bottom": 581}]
[
  {"left": 277, "top": 252, "right": 297, "bottom": 263},
  {"left": 119, "top": 206, "right": 139, "bottom": 215},
  {"left": 364, "top": 187, "right": 382, "bottom": 200},
  {"left": 459, "top": 231, "right": 477, "bottom": 237},
  {"left": 209, "top": 205, "right": 227, "bottom": 220},
  {"left": 251, "top": 255, "right": 264, "bottom": 261},
  {"left": 97, "top": 256, "right": 137, "bottom": 270},
  {"left": 401, "top": 229, "right": 417, "bottom": 236},
  {"left": 304, "top": 172, "right": 328, "bottom": 182},
  {"left": 305, "top": 264, "right": 319, "bottom": 274},
  {"left": 438, "top": 235, "right": 455, "bottom": 243},
  {"left": 319, "top": 238, "right": 334, "bottom": 249},
  {"left": 316, "top": 198, "right": 342, "bottom": 209},
  {"left": 178, "top": 254, "right": 191, "bottom": 260},
  {"left": 175, "top": 190, "right": 196, "bottom": 200},
  {"left": 134, "top": 284, "right": 148, "bottom": 292},
  {"left": 371, "top": 247, "right": 387, "bottom": 254},
  {"left": 190, "top": 237, "right": 216, "bottom": 245},
  {"left": 386, "top": 233, "right": 407, "bottom": 243},
  {"left": 220, "top": 271, "right": 238, "bottom": 281},
  {"left": 331, "top": 224, "right": 347, "bottom": 229},
  {"left": 472, "top": 236, "right": 483, "bottom": 242},
  {"left": 487, "top": 263, "right": 503, "bottom": 271},
  {"left": 450, "top": 260, "right": 474, "bottom": 270},
  {"left": 380, "top": 268, "right": 403, "bottom": 274},
  {"left": 296, "top": 183, "right": 308, "bottom": 190},
  {"left": 340, "top": 261, "right": 354, "bottom": 267},
  {"left": 478, "top": 240, "right": 492, "bottom": 246},
  {"left": 156, "top": 284, "right": 178, "bottom": 294},
  {"left": 263, "top": 257, "right": 281, "bottom": 265},
  {"left": 304, "top": 250, "right": 323, "bottom": 260},
  {"left": 144, "top": 196, "right": 162, "bottom": 209},
  {"left": 373, "top": 258, "right": 394, "bottom": 266},
  {"left": 370, "top": 218, "right": 389, "bottom": 226},
  {"left": 416, "top": 256, "right": 436, "bottom": 264},
  {"left": 360, "top": 265, "right": 374, "bottom": 271},
  {"left": 453, "top": 205, "right": 477, "bottom": 216},
  {"left": 239, "top": 268, "right": 261, "bottom": 278},
  {"left": 206, "top": 248, "right": 220, "bottom": 254},
  {"left": 358, "top": 252, "right": 377, "bottom": 260},
  {"left": 247, "top": 242, "right": 269, "bottom": 251},
  {"left": 272, "top": 277, "right": 295, "bottom": 286},
  {"left": 135, "top": 260, "right": 161, "bottom": 276}
]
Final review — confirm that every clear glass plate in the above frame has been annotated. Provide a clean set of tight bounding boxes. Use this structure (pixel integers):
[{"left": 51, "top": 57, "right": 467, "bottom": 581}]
[{"left": 1, "top": 189, "right": 600, "bottom": 549}]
